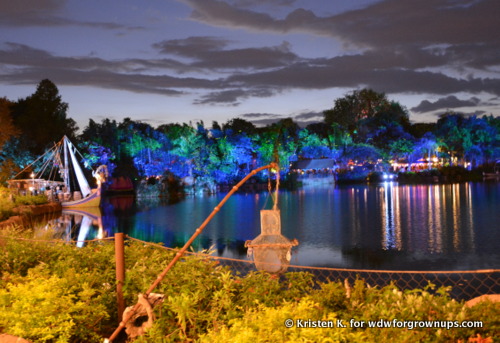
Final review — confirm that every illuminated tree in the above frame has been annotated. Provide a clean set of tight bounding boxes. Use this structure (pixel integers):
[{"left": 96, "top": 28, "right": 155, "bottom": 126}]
[
  {"left": 254, "top": 119, "right": 299, "bottom": 172},
  {"left": 297, "top": 129, "right": 335, "bottom": 159}
]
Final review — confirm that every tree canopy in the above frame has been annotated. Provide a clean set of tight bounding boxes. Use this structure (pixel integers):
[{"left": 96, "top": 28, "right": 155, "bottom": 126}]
[
  {"left": 1, "top": 81, "right": 499, "bottom": 186},
  {"left": 10, "top": 79, "right": 77, "bottom": 155}
]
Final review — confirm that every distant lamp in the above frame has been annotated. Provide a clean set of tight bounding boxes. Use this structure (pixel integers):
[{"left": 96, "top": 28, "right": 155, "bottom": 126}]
[
  {"left": 245, "top": 209, "right": 298, "bottom": 274},
  {"left": 30, "top": 172, "right": 35, "bottom": 194}
]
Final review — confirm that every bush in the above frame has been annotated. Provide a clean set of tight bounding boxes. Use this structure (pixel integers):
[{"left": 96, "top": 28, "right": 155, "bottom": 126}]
[
  {"left": 0, "top": 188, "right": 49, "bottom": 221},
  {"left": 0, "top": 197, "right": 15, "bottom": 221},
  {"left": 0, "top": 231, "right": 497, "bottom": 342},
  {"left": 14, "top": 193, "right": 48, "bottom": 206},
  {"left": 0, "top": 265, "right": 108, "bottom": 342}
]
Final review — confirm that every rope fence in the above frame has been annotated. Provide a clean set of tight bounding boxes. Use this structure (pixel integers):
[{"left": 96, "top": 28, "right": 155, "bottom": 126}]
[
  {"left": 1, "top": 232, "right": 498, "bottom": 342},
  {"left": 1, "top": 233, "right": 498, "bottom": 301},
  {"left": 126, "top": 235, "right": 499, "bottom": 301}
]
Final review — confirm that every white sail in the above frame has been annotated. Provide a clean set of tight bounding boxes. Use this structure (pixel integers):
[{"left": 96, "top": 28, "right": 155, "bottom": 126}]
[
  {"left": 65, "top": 137, "right": 91, "bottom": 197},
  {"left": 76, "top": 215, "right": 92, "bottom": 248}
]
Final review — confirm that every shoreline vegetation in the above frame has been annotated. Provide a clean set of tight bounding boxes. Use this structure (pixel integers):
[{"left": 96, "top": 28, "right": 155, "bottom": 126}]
[
  {"left": 2, "top": 81, "right": 499, "bottom": 200},
  {"left": 0, "top": 233, "right": 497, "bottom": 342},
  {"left": 0, "top": 188, "right": 59, "bottom": 224},
  {"left": 0, "top": 164, "right": 497, "bottom": 224}
]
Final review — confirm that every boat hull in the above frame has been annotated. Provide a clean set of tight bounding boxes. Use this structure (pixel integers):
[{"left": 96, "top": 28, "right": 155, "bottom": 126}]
[{"left": 62, "top": 189, "right": 101, "bottom": 208}]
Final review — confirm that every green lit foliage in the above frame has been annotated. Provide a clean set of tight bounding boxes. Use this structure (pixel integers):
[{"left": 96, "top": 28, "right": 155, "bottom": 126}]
[
  {"left": 0, "top": 232, "right": 116, "bottom": 341},
  {"left": 389, "top": 138, "right": 415, "bottom": 161},
  {"left": 254, "top": 119, "right": 299, "bottom": 171},
  {"left": 435, "top": 113, "right": 500, "bottom": 165},
  {"left": 0, "top": 233, "right": 497, "bottom": 342},
  {"left": 169, "top": 122, "right": 207, "bottom": 177},
  {"left": 201, "top": 280, "right": 498, "bottom": 343},
  {"left": 0, "top": 189, "right": 48, "bottom": 221},
  {"left": 297, "top": 129, "right": 335, "bottom": 159},
  {"left": 0, "top": 265, "right": 108, "bottom": 342}
]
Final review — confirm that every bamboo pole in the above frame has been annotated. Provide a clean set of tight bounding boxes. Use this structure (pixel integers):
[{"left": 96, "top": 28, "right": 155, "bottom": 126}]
[
  {"left": 107, "top": 163, "right": 277, "bottom": 342},
  {"left": 114, "top": 232, "right": 125, "bottom": 322}
]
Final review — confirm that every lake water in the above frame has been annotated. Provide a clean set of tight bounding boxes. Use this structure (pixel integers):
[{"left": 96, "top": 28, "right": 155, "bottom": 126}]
[{"left": 39, "top": 181, "right": 500, "bottom": 271}]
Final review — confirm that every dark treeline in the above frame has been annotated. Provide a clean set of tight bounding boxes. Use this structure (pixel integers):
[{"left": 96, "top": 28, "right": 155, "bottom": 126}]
[{"left": 1, "top": 79, "right": 499, "bottom": 187}]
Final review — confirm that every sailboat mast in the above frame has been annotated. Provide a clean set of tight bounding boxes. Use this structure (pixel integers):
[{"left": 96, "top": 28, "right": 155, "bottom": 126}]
[{"left": 63, "top": 136, "right": 70, "bottom": 191}]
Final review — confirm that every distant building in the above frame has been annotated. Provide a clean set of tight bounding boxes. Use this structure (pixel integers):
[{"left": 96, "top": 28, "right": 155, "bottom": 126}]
[{"left": 289, "top": 159, "right": 337, "bottom": 185}]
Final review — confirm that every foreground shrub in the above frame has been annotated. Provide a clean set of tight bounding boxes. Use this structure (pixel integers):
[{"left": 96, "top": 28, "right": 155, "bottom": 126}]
[
  {"left": 199, "top": 281, "right": 498, "bottom": 343},
  {"left": 0, "top": 265, "right": 108, "bottom": 342},
  {"left": 0, "top": 230, "right": 497, "bottom": 342}
]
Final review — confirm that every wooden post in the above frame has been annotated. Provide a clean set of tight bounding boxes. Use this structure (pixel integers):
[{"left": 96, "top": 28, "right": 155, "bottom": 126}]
[
  {"left": 114, "top": 232, "right": 125, "bottom": 322},
  {"left": 106, "top": 163, "right": 278, "bottom": 342}
]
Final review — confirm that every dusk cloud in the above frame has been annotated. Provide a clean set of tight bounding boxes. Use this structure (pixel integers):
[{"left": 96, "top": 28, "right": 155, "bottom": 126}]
[
  {"left": 0, "top": 0, "right": 498, "bottom": 127},
  {"left": 411, "top": 96, "right": 482, "bottom": 113}
]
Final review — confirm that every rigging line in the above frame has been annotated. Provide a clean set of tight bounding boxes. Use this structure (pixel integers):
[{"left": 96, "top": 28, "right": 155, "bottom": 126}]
[
  {"left": 45, "top": 143, "right": 61, "bottom": 182},
  {"left": 37, "top": 143, "right": 59, "bottom": 178},
  {"left": 49, "top": 143, "right": 64, "bottom": 182},
  {"left": 10, "top": 140, "right": 61, "bottom": 179}
]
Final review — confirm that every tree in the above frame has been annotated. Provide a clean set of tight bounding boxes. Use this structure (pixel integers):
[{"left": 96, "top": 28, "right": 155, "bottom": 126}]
[
  {"left": 297, "top": 129, "right": 335, "bottom": 159},
  {"left": 389, "top": 138, "right": 415, "bottom": 162},
  {"left": 0, "top": 97, "right": 19, "bottom": 151},
  {"left": 435, "top": 112, "right": 500, "bottom": 166},
  {"left": 0, "top": 98, "right": 21, "bottom": 183},
  {"left": 323, "top": 88, "right": 390, "bottom": 133},
  {"left": 222, "top": 118, "right": 257, "bottom": 135},
  {"left": 11, "top": 79, "right": 77, "bottom": 155},
  {"left": 341, "top": 144, "right": 382, "bottom": 165},
  {"left": 356, "top": 102, "right": 412, "bottom": 150},
  {"left": 254, "top": 119, "right": 300, "bottom": 171}
]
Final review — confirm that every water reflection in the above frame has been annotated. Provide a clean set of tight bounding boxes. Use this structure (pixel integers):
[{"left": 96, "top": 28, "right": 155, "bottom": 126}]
[
  {"left": 35, "top": 182, "right": 500, "bottom": 270},
  {"left": 37, "top": 207, "right": 105, "bottom": 247}
]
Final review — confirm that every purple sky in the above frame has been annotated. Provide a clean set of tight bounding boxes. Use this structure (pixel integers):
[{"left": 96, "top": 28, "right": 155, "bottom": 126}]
[{"left": 1, "top": 0, "right": 499, "bottom": 130}]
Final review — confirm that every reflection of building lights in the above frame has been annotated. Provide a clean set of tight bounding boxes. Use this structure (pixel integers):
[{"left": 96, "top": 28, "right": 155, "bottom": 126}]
[{"left": 383, "top": 173, "right": 395, "bottom": 180}]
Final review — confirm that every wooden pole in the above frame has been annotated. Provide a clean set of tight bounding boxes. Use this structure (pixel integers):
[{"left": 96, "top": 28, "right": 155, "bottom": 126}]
[
  {"left": 107, "top": 163, "right": 277, "bottom": 342},
  {"left": 114, "top": 232, "right": 125, "bottom": 322}
]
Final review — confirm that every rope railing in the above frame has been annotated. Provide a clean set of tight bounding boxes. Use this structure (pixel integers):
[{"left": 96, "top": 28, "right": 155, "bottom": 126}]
[
  {"left": 125, "top": 235, "right": 499, "bottom": 301},
  {"left": 2, "top": 232, "right": 498, "bottom": 300},
  {"left": 1, "top": 230, "right": 498, "bottom": 341},
  {"left": 0, "top": 234, "right": 115, "bottom": 244}
]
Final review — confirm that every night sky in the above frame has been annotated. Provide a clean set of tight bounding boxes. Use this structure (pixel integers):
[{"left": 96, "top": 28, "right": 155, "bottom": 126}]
[{"left": 1, "top": 0, "right": 499, "bottom": 130}]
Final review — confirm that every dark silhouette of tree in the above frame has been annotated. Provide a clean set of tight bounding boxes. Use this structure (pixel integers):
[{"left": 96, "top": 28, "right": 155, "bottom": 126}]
[
  {"left": 222, "top": 118, "right": 256, "bottom": 135},
  {"left": 11, "top": 79, "right": 77, "bottom": 155},
  {"left": 323, "top": 88, "right": 389, "bottom": 134}
]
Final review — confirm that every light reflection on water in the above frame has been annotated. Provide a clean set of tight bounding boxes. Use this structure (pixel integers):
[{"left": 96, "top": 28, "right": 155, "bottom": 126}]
[{"left": 37, "top": 182, "right": 500, "bottom": 270}]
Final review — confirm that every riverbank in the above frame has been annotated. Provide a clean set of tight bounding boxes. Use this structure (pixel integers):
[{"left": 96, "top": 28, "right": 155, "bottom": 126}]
[
  {"left": 0, "top": 202, "right": 62, "bottom": 228},
  {"left": 337, "top": 166, "right": 490, "bottom": 185}
]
